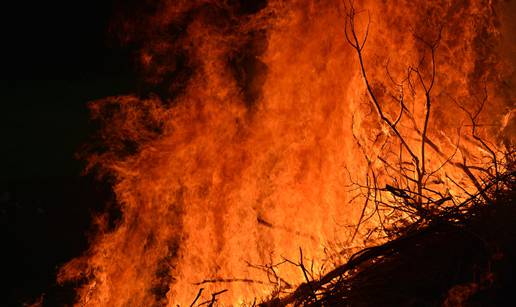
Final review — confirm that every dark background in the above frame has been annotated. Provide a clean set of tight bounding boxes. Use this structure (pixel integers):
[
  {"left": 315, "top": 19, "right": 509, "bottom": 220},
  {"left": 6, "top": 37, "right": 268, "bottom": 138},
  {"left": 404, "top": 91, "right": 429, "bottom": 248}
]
[{"left": 0, "top": 1, "right": 133, "bottom": 305}]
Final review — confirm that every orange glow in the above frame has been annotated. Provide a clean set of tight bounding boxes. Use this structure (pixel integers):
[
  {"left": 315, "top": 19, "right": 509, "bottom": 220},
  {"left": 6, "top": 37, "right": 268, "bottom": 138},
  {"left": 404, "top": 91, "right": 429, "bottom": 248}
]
[{"left": 58, "top": 1, "right": 514, "bottom": 305}]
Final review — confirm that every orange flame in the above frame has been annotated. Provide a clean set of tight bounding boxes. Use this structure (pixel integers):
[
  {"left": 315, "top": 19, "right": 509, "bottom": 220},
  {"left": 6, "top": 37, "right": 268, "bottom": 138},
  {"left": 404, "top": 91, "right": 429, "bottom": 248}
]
[{"left": 58, "top": 0, "right": 514, "bottom": 305}]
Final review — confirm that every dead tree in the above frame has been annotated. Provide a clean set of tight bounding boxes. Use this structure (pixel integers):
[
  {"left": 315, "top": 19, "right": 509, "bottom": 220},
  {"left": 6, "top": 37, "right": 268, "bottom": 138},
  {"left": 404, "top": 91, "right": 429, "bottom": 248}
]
[{"left": 342, "top": 1, "right": 513, "bottom": 241}]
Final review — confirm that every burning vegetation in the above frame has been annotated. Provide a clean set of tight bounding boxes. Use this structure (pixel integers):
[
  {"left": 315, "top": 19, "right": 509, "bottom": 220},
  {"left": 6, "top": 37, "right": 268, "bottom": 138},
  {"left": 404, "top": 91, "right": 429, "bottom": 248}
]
[{"left": 54, "top": 0, "right": 514, "bottom": 306}]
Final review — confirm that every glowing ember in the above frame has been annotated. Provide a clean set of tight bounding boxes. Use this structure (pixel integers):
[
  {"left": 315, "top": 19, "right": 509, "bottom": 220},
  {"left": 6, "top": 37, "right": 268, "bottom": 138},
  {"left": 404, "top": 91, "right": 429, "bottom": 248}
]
[{"left": 58, "top": 0, "right": 514, "bottom": 305}]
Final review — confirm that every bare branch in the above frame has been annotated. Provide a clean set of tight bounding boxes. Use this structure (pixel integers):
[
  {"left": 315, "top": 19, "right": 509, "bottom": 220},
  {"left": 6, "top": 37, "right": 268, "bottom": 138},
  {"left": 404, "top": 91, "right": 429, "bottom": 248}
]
[{"left": 190, "top": 288, "right": 204, "bottom": 307}]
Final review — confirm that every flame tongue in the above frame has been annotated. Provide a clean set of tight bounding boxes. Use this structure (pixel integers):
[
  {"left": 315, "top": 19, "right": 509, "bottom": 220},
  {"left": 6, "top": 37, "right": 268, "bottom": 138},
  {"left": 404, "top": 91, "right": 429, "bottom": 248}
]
[{"left": 58, "top": 0, "right": 513, "bottom": 305}]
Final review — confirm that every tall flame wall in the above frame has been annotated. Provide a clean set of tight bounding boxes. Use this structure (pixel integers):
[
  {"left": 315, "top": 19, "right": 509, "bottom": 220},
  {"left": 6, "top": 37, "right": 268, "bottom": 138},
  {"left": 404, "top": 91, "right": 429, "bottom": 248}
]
[{"left": 58, "top": 0, "right": 513, "bottom": 305}]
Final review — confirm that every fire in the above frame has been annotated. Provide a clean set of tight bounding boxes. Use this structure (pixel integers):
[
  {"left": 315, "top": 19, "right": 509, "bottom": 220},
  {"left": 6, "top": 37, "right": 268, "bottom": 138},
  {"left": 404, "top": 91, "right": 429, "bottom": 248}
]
[{"left": 58, "top": 0, "right": 513, "bottom": 305}]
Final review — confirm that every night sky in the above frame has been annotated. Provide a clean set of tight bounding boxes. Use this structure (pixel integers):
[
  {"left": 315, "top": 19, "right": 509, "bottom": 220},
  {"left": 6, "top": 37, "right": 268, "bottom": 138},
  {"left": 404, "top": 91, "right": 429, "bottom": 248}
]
[
  {"left": 1, "top": 1, "right": 134, "bottom": 180},
  {"left": 1, "top": 1, "right": 133, "bottom": 305}
]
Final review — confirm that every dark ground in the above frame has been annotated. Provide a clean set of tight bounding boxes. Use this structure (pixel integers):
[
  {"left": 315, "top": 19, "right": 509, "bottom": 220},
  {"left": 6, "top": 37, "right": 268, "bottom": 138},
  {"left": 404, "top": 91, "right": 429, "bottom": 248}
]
[{"left": 0, "top": 1, "right": 133, "bottom": 305}]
